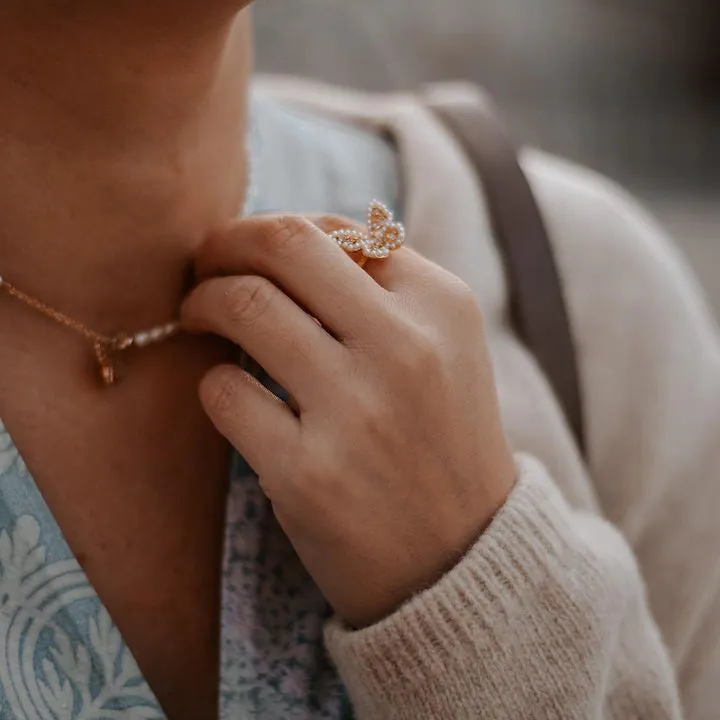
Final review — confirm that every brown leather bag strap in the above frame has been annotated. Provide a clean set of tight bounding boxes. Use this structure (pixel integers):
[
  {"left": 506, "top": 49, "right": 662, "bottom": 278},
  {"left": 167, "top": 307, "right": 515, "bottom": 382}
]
[{"left": 428, "top": 93, "right": 586, "bottom": 456}]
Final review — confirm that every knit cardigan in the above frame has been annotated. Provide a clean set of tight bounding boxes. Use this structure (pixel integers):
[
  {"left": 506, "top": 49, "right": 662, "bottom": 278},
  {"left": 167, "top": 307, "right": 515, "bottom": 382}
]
[{"left": 256, "top": 77, "right": 720, "bottom": 720}]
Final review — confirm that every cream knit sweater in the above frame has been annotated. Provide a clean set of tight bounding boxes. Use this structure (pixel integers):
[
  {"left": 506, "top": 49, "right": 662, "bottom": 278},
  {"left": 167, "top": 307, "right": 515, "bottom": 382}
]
[{"left": 259, "top": 78, "right": 720, "bottom": 720}]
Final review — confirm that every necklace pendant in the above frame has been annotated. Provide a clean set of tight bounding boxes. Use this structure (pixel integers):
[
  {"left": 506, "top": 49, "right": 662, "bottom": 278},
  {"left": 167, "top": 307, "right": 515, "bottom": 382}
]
[
  {"left": 93, "top": 340, "right": 119, "bottom": 386},
  {"left": 100, "top": 358, "right": 116, "bottom": 386}
]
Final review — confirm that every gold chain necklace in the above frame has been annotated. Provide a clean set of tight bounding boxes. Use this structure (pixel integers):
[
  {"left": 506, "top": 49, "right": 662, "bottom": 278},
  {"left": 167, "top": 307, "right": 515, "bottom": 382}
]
[{"left": 0, "top": 274, "right": 180, "bottom": 386}]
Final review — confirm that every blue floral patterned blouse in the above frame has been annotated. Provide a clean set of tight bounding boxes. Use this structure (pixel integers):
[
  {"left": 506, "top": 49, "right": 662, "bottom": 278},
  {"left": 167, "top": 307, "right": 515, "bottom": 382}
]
[{"left": 0, "top": 90, "right": 400, "bottom": 719}]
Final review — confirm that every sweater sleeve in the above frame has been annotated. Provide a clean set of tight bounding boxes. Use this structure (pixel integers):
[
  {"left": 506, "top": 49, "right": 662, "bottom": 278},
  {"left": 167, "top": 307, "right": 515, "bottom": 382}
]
[{"left": 324, "top": 455, "right": 682, "bottom": 720}]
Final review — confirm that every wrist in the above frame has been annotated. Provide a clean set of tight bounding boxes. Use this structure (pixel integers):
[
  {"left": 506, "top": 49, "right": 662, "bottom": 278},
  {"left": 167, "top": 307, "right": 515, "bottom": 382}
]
[{"left": 346, "top": 446, "right": 517, "bottom": 629}]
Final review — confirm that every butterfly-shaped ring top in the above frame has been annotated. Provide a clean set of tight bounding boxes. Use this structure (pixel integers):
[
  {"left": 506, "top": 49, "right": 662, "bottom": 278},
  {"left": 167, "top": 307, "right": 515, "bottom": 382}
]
[{"left": 329, "top": 201, "right": 405, "bottom": 262}]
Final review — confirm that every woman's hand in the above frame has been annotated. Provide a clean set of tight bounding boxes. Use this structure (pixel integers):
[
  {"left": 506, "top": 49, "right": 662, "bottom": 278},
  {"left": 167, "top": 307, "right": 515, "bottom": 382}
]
[{"left": 182, "top": 215, "right": 515, "bottom": 629}]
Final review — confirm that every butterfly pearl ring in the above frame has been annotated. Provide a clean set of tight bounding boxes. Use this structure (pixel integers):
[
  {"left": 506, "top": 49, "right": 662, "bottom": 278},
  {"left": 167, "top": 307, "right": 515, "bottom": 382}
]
[{"left": 329, "top": 201, "right": 405, "bottom": 268}]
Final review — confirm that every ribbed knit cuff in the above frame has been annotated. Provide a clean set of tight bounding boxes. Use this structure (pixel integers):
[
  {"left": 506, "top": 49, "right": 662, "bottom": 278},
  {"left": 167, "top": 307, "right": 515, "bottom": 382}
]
[{"left": 324, "top": 455, "right": 633, "bottom": 720}]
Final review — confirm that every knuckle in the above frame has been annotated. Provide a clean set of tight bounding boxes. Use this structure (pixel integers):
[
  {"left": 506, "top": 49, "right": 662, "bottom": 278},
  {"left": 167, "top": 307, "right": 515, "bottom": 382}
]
[
  {"left": 260, "top": 215, "right": 313, "bottom": 260},
  {"left": 394, "top": 323, "right": 443, "bottom": 376},
  {"left": 224, "top": 276, "right": 275, "bottom": 327},
  {"left": 446, "top": 276, "right": 475, "bottom": 305},
  {"left": 415, "top": 333, "right": 444, "bottom": 374},
  {"left": 357, "top": 394, "right": 392, "bottom": 440},
  {"left": 449, "top": 278, "right": 485, "bottom": 324},
  {"left": 288, "top": 446, "right": 340, "bottom": 497}
]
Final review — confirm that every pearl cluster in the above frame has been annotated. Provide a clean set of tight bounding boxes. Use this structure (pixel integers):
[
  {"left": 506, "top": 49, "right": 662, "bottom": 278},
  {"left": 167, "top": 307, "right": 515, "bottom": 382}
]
[
  {"left": 330, "top": 200, "right": 405, "bottom": 262},
  {"left": 129, "top": 321, "right": 180, "bottom": 349},
  {"left": 332, "top": 228, "right": 366, "bottom": 253}
]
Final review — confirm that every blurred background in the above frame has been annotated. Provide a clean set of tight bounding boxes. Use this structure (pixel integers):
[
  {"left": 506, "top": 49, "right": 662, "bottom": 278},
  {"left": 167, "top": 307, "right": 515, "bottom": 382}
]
[{"left": 254, "top": 0, "right": 720, "bottom": 314}]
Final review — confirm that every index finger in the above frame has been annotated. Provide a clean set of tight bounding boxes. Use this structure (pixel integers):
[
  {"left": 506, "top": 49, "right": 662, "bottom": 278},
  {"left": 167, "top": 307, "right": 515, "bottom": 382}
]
[{"left": 196, "top": 215, "right": 391, "bottom": 341}]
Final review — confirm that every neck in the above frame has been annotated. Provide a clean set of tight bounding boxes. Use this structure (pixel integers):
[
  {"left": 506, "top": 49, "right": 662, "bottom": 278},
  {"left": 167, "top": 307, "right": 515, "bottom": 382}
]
[{"left": 0, "top": 5, "right": 253, "bottom": 331}]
